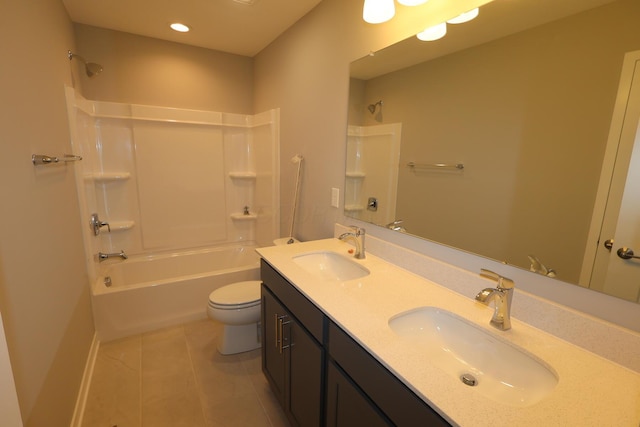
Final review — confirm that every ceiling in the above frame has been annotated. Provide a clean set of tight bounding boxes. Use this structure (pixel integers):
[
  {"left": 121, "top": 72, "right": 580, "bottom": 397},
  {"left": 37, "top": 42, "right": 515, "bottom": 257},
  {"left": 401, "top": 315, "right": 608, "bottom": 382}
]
[{"left": 62, "top": 0, "right": 323, "bottom": 57}]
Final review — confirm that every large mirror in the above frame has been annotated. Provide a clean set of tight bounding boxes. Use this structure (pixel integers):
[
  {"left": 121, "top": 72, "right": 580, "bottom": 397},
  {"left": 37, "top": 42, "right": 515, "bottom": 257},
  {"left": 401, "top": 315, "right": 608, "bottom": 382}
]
[{"left": 346, "top": 0, "right": 640, "bottom": 302}]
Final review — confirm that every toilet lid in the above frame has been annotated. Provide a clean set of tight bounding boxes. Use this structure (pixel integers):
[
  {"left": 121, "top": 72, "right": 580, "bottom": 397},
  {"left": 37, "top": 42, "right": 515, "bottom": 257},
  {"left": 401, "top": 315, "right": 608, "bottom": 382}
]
[{"left": 209, "top": 280, "right": 261, "bottom": 306}]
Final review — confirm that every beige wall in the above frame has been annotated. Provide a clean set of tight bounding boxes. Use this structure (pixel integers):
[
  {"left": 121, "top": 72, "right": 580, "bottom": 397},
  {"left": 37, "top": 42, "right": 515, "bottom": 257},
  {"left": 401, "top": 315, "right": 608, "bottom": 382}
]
[
  {"left": 353, "top": 0, "right": 640, "bottom": 283},
  {"left": 254, "top": 0, "right": 492, "bottom": 240},
  {"left": 74, "top": 24, "right": 254, "bottom": 113},
  {"left": 0, "top": 1, "right": 95, "bottom": 426}
]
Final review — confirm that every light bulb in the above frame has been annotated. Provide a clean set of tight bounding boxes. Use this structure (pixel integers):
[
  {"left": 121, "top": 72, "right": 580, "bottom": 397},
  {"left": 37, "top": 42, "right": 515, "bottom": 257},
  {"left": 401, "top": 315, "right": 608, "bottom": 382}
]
[
  {"left": 417, "top": 22, "right": 447, "bottom": 41},
  {"left": 397, "top": 0, "right": 428, "bottom": 6},
  {"left": 447, "top": 8, "right": 479, "bottom": 24},
  {"left": 170, "top": 23, "right": 190, "bottom": 32},
  {"left": 363, "top": 0, "right": 395, "bottom": 24}
]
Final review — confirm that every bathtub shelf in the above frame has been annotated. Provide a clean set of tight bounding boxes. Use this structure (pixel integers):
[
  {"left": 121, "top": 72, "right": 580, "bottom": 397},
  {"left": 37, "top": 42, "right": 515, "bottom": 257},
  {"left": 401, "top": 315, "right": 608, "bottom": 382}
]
[
  {"left": 231, "top": 213, "right": 258, "bottom": 221},
  {"left": 229, "top": 172, "right": 257, "bottom": 180},
  {"left": 84, "top": 172, "right": 131, "bottom": 182}
]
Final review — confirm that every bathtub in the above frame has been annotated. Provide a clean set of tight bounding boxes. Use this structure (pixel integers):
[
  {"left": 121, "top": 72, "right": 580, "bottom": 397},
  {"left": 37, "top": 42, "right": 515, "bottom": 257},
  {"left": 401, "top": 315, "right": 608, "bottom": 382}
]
[{"left": 92, "top": 245, "right": 261, "bottom": 341}]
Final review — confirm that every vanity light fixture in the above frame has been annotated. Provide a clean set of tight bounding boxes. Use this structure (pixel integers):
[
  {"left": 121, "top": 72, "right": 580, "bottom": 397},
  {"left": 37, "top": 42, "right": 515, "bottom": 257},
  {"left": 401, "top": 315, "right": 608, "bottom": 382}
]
[
  {"left": 170, "top": 23, "right": 190, "bottom": 33},
  {"left": 364, "top": 0, "right": 431, "bottom": 24},
  {"left": 447, "top": 8, "right": 479, "bottom": 24},
  {"left": 417, "top": 22, "right": 447, "bottom": 41},
  {"left": 397, "top": 0, "right": 428, "bottom": 6},
  {"left": 363, "top": 0, "right": 396, "bottom": 24},
  {"left": 416, "top": 7, "right": 479, "bottom": 42}
]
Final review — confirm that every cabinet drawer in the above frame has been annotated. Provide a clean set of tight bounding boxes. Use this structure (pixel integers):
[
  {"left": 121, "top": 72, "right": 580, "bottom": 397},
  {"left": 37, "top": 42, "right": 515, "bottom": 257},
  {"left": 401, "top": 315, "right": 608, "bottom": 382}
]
[
  {"left": 261, "top": 259, "right": 325, "bottom": 343},
  {"left": 328, "top": 322, "right": 450, "bottom": 427}
]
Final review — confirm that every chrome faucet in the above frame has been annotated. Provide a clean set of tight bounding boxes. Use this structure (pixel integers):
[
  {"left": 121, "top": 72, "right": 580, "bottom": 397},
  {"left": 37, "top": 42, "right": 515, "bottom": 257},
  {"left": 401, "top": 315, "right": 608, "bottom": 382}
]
[
  {"left": 385, "top": 219, "right": 406, "bottom": 232},
  {"left": 338, "top": 226, "right": 366, "bottom": 259},
  {"left": 98, "top": 250, "right": 128, "bottom": 262},
  {"left": 475, "top": 269, "right": 515, "bottom": 331}
]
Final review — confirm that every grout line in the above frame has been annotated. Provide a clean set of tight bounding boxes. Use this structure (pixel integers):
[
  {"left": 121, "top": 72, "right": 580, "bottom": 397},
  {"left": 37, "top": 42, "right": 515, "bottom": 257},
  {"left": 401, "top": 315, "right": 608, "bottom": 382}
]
[
  {"left": 137, "top": 334, "right": 143, "bottom": 427},
  {"left": 240, "top": 352, "right": 273, "bottom": 425},
  {"left": 183, "top": 324, "right": 210, "bottom": 426}
]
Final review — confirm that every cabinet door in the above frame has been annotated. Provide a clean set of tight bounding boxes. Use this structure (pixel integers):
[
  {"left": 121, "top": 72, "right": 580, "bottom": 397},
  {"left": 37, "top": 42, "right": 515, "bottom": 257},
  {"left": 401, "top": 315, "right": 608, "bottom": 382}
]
[
  {"left": 262, "top": 287, "right": 286, "bottom": 406},
  {"left": 326, "top": 360, "right": 391, "bottom": 427},
  {"left": 328, "top": 322, "right": 450, "bottom": 427},
  {"left": 287, "top": 318, "right": 324, "bottom": 427}
]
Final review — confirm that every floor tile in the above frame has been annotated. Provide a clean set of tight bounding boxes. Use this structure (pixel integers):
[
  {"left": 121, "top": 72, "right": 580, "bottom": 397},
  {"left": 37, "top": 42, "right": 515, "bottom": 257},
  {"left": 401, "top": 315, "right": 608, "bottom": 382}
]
[
  {"left": 82, "top": 319, "right": 289, "bottom": 427},
  {"left": 82, "top": 336, "right": 141, "bottom": 427}
]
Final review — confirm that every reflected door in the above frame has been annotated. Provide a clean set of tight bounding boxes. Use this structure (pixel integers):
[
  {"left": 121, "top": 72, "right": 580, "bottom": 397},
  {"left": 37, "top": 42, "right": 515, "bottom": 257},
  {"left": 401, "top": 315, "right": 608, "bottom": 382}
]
[{"left": 590, "top": 59, "right": 640, "bottom": 302}]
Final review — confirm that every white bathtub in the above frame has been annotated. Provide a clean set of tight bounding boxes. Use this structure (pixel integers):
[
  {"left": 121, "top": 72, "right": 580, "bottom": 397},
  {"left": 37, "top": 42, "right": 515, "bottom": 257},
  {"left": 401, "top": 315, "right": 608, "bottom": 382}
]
[{"left": 92, "top": 245, "right": 261, "bottom": 341}]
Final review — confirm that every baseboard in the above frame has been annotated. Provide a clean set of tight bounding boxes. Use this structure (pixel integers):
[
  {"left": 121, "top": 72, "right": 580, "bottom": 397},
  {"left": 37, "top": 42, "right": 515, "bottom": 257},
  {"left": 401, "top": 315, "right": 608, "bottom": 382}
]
[{"left": 69, "top": 333, "right": 100, "bottom": 427}]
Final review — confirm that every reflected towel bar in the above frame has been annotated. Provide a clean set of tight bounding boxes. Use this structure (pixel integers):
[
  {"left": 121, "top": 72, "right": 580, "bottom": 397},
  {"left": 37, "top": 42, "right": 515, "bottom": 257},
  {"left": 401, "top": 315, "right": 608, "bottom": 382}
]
[
  {"left": 407, "top": 161, "right": 464, "bottom": 170},
  {"left": 32, "top": 154, "right": 82, "bottom": 165}
]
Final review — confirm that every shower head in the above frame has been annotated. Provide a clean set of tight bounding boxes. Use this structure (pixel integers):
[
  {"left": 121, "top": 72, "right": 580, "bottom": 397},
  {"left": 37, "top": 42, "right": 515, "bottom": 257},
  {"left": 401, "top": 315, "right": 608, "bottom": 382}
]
[
  {"left": 368, "top": 100, "right": 383, "bottom": 114},
  {"left": 291, "top": 154, "right": 304, "bottom": 164},
  {"left": 68, "top": 50, "right": 103, "bottom": 78}
]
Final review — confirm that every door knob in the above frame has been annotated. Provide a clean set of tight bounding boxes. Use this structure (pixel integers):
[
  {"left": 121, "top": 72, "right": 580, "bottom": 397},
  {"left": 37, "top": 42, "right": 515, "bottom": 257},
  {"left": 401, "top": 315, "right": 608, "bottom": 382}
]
[
  {"left": 603, "top": 239, "right": 614, "bottom": 251},
  {"left": 616, "top": 247, "right": 640, "bottom": 260}
]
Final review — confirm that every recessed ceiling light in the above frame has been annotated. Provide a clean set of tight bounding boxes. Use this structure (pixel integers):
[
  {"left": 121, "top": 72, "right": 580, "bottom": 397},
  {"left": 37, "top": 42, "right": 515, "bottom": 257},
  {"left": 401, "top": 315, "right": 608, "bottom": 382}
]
[
  {"left": 170, "top": 23, "right": 190, "bottom": 33},
  {"left": 233, "top": 0, "right": 257, "bottom": 5}
]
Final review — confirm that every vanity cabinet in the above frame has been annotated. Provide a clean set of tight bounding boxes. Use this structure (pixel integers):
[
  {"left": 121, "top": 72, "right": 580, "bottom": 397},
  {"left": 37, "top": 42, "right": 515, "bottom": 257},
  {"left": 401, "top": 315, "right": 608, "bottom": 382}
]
[
  {"left": 261, "top": 261, "right": 325, "bottom": 427},
  {"left": 260, "top": 259, "right": 450, "bottom": 427},
  {"left": 325, "top": 359, "right": 391, "bottom": 426},
  {"left": 326, "top": 322, "right": 450, "bottom": 427}
]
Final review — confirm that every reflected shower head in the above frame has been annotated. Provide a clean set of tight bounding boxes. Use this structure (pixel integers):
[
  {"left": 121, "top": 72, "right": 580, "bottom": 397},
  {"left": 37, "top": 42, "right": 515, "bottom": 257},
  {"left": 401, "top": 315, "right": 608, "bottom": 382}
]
[
  {"left": 368, "top": 100, "right": 383, "bottom": 114},
  {"left": 68, "top": 50, "right": 103, "bottom": 78},
  {"left": 291, "top": 154, "right": 304, "bottom": 164}
]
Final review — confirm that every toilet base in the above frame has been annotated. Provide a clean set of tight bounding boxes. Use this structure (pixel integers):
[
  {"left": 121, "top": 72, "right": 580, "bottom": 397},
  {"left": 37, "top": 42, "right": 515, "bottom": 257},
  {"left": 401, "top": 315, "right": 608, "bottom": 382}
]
[{"left": 217, "top": 322, "right": 261, "bottom": 355}]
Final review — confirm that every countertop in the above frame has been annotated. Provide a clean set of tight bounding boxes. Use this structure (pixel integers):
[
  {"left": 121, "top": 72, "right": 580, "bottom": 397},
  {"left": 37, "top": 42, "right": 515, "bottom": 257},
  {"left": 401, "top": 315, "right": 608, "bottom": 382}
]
[{"left": 257, "top": 238, "right": 640, "bottom": 427}]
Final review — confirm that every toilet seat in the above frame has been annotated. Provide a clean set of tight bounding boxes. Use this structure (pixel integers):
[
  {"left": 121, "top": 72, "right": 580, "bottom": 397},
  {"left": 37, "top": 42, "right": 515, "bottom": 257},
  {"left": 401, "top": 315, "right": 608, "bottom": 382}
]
[{"left": 208, "top": 280, "right": 261, "bottom": 310}]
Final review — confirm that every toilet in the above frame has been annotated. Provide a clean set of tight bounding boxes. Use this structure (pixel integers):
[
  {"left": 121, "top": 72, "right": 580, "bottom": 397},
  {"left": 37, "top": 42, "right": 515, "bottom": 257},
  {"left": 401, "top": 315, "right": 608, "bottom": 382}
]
[{"left": 207, "top": 280, "right": 262, "bottom": 355}]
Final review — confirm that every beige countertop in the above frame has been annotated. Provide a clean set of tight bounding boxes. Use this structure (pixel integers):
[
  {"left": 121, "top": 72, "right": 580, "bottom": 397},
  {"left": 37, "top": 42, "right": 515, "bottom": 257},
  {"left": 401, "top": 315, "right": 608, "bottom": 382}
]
[{"left": 257, "top": 238, "right": 640, "bottom": 427}]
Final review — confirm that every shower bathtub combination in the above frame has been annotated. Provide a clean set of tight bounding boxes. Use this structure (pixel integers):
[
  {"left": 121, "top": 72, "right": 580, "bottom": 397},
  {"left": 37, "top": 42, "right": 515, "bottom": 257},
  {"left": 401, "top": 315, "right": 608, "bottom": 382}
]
[
  {"left": 92, "top": 245, "right": 260, "bottom": 341},
  {"left": 65, "top": 87, "right": 280, "bottom": 341}
]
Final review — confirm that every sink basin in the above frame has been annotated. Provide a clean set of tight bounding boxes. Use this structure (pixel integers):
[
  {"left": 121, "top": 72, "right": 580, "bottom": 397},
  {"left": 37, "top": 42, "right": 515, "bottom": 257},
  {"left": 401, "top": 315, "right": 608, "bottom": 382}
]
[
  {"left": 388, "top": 307, "right": 558, "bottom": 407},
  {"left": 292, "top": 251, "right": 370, "bottom": 281}
]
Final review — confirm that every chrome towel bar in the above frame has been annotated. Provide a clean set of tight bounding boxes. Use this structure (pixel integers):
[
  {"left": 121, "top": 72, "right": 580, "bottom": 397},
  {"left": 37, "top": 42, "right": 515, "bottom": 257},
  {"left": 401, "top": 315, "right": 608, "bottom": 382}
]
[
  {"left": 32, "top": 154, "right": 82, "bottom": 165},
  {"left": 407, "top": 161, "right": 464, "bottom": 170}
]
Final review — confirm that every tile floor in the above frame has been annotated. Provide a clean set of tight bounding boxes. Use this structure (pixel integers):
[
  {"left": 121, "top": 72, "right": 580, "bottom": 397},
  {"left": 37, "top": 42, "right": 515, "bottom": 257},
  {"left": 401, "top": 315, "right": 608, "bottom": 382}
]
[{"left": 81, "top": 319, "right": 290, "bottom": 427}]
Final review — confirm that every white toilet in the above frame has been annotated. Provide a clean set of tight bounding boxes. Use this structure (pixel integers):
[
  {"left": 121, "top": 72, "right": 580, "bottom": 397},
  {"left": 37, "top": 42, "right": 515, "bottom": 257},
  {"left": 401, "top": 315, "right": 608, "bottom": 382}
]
[{"left": 207, "top": 280, "right": 262, "bottom": 355}]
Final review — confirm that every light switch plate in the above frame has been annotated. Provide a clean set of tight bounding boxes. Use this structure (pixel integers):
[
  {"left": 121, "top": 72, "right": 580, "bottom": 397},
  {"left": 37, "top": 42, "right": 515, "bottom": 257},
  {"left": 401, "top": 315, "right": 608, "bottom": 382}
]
[{"left": 331, "top": 188, "right": 340, "bottom": 208}]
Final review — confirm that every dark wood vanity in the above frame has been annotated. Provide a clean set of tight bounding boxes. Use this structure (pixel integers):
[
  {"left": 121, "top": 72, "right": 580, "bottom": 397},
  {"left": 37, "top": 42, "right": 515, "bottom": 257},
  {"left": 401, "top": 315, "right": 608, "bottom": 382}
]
[{"left": 260, "top": 259, "right": 450, "bottom": 426}]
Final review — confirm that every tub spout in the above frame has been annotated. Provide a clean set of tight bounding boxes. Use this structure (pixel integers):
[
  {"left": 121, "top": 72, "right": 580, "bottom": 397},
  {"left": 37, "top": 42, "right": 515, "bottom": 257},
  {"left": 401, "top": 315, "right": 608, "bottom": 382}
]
[{"left": 98, "top": 250, "right": 128, "bottom": 262}]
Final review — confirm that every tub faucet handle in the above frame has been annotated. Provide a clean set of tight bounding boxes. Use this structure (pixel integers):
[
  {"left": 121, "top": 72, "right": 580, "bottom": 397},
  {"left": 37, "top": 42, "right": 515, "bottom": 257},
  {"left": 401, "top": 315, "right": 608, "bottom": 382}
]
[{"left": 90, "top": 213, "right": 110, "bottom": 236}]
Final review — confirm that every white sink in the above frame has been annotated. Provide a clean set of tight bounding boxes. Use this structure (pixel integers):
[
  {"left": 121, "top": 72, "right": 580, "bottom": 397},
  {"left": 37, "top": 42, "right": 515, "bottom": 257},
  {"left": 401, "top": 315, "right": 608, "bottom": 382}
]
[
  {"left": 388, "top": 307, "right": 558, "bottom": 407},
  {"left": 292, "top": 251, "right": 370, "bottom": 281}
]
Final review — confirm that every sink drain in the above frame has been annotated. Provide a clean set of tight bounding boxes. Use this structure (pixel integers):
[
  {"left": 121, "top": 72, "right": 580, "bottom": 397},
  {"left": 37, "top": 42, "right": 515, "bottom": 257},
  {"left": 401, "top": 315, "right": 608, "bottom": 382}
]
[{"left": 460, "top": 373, "right": 478, "bottom": 387}]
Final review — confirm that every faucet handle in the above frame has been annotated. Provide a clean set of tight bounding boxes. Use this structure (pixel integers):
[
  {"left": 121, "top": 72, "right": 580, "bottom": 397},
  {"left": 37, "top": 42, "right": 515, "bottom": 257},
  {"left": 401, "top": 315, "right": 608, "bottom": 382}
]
[
  {"left": 480, "top": 269, "right": 514, "bottom": 290},
  {"left": 348, "top": 225, "right": 365, "bottom": 236}
]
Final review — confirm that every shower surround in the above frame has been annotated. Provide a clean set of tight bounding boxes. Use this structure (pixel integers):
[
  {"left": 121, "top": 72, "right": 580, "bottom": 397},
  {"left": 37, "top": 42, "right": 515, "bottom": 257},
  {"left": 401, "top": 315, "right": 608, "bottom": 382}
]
[{"left": 65, "top": 87, "right": 279, "bottom": 340}]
